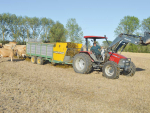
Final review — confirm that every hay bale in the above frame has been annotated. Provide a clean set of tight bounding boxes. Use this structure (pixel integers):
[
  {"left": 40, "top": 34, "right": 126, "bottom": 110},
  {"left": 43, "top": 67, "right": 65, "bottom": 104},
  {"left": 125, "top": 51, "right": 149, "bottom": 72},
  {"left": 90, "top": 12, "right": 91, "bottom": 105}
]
[
  {"left": 66, "top": 42, "right": 79, "bottom": 57},
  {"left": 66, "top": 42, "right": 77, "bottom": 48},
  {"left": 66, "top": 48, "right": 79, "bottom": 57}
]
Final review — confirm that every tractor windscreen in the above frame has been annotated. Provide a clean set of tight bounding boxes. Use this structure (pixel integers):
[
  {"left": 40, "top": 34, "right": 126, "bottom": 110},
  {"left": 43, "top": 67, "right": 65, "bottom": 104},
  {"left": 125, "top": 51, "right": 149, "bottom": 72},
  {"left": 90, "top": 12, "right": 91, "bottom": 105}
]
[{"left": 111, "top": 41, "right": 128, "bottom": 53}]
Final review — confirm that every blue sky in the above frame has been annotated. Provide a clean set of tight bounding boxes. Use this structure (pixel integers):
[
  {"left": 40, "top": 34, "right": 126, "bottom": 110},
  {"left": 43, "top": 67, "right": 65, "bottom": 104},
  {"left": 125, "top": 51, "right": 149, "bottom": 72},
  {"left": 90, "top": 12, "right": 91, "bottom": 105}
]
[{"left": 0, "top": 0, "right": 150, "bottom": 45}]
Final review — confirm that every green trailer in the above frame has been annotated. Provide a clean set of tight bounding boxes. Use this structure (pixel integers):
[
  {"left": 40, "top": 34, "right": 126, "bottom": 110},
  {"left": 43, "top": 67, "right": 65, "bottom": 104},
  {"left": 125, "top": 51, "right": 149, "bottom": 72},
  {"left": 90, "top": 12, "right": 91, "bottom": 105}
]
[{"left": 26, "top": 42, "right": 82, "bottom": 65}]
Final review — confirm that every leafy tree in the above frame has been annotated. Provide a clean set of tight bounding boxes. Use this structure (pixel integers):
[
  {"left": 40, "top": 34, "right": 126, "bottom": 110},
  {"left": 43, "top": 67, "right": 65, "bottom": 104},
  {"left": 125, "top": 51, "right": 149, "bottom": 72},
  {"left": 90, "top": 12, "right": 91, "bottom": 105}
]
[
  {"left": 142, "top": 17, "right": 150, "bottom": 32},
  {"left": 28, "top": 17, "right": 40, "bottom": 39},
  {"left": 84, "top": 40, "right": 91, "bottom": 48},
  {"left": 114, "top": 16, "right": 140, "bottom": 35},
  {"left": 66, "top": 18, "right": 83, "bottom": 43},
  {"left": 9, "top": 14, "right": 20, "bottom": 41},
  {"left": 40, "top": 18, "right": 54, "bottom": 42},
  {"left": 102, "top": 40, "right": 112, "bottom": 48},
  {"left": 0, "top": 13, "right": 11, "bottom": 41},
  {"left": 96, "top": 41, "right": 101, "bottom": 46},
  {"left": 23, "top": 16, "right": 32, "bottom": 40},
  {"left": 18, "top": 16, "right": 29, "bottom": 44},
  {"left": 50, "top": 21, "right": 67, "bottom": 42}
]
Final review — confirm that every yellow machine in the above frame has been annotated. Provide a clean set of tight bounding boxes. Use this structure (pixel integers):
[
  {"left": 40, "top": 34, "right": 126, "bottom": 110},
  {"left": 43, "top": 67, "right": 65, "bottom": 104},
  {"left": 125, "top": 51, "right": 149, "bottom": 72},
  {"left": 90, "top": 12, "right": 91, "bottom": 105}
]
[{"left": 53, "top": 42, "right": 82, "bottom": 63}]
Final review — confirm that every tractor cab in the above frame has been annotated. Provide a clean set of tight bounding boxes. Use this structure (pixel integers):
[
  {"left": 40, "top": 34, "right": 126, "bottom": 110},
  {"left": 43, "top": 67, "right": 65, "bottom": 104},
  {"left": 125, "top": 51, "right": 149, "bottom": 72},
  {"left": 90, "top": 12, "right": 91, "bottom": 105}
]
[
  {"left": 83, "top": 35, "right": 107, "bottom": 51},
  {"left": 80, "top": 35, "right": 109, "bottom": 63}
]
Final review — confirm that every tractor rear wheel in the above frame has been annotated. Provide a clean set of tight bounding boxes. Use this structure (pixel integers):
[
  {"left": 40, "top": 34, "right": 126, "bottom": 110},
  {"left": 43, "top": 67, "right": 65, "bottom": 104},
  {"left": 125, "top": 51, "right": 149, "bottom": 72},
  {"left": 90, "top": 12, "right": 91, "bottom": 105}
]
[
  {"left": 122, "top": 62, "right": 136, "bottom": 76},
  {"left": 31, "top": 56, "right": 37, "bottom": 64},
  {"left": 37, "top": 57, "right": 43, "bottom": 65},
  {"left": 73, "top": 53, "right": 92, "bottom": 74},
  {"left": 102, "top": 61, "right": 120, "bottom": 79}
]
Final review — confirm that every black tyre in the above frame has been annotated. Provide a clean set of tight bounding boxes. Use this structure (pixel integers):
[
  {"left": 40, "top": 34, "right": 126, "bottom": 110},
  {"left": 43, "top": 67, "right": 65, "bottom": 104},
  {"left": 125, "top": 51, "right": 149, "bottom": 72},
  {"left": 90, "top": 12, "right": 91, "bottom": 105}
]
[
  {"left": 102, "top": 61, "right": 120, "bottom": 79},
  {"left": 31, "top": 56, "right": 37, "bottom": 64},
  {"left": 73, "top": 53, "right": 92, "bottom": 74},
  {"left": 37, "top": 57, "right": 43, "bottom": 65},
  {"left": 122, "top": 62, "right": 136, "bottom": 76}
]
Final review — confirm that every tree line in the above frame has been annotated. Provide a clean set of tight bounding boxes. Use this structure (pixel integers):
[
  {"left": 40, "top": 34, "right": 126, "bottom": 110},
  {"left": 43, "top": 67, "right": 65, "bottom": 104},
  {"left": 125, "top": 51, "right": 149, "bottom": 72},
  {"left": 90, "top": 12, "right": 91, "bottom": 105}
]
[
  {"left": 0, "top": 13, "right": 150, "bottom": 53},
  {"left": 0, "top": 13, "right": 83, "bottom": 44}
]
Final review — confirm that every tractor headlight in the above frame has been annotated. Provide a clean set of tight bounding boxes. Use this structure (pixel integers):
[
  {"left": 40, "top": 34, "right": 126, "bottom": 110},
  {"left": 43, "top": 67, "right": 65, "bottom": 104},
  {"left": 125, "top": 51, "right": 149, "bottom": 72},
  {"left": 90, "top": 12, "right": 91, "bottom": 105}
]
[
  {"left": 125, "top": 61, "right": 130, "bottom": 66},
  {"left": 118, "top": 59, "right": 130, "bottom": 68},
  {"left": 122, "top": 60, "right": 130, "bottom": 65}
]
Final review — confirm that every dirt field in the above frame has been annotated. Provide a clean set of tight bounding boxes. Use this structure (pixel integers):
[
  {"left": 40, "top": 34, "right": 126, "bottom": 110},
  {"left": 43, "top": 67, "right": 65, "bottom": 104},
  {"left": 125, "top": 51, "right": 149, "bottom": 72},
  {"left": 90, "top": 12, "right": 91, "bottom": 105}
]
[{"left": 0, "top": 52, "right": 150, "bottom": 113}]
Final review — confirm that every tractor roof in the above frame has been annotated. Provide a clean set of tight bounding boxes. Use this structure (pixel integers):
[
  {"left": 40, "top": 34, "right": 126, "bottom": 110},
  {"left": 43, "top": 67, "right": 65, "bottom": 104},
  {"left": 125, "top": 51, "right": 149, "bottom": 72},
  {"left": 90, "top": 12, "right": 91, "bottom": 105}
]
[{"left": 84, "top": 36, "right": 107, "bottom": 39}]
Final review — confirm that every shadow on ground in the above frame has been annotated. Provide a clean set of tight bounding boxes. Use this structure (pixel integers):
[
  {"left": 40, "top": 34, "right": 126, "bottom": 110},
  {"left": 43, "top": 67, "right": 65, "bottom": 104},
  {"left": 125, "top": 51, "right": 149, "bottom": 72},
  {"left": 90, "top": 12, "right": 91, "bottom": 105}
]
[
  {"left": 0, "top": 58, "right": 24, "bottom": 63},
  {"left": 8, "top": 59, "right": 25, "bottom": 62},
  {"left": 44, "top": 60, "right": 50, "bottom": 65},
  {"left": 136, "top": 68, "right": 145, "bottom": 71},
  {"left": 91, "top": 69, "right": 102, "bottom": 74},
  {"left": 92, "top": 67, "right": 146, "bottom": 75}
]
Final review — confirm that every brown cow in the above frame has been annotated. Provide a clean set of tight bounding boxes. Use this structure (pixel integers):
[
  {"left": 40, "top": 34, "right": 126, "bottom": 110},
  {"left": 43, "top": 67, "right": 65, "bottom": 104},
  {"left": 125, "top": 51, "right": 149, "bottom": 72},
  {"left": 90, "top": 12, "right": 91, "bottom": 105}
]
[
  {"left": 14, "top": 45, "right": 26, "bottom": 58},
  {"left": 3, "top": 43, "right": 17, "bottom": 50},
  {"left": 16, "top": 48, "right": 26, "bottom": 59},
  {"left": 3, "top": 45, "right": 12, "bottom": 50},
  {"left": 0, "top": 45, "right": 16, "bottom": 62},
  {"left": 14, "top": 45, "right": 26, "bottom": 49},
  {"left": 9, "top": 42, "right": 17, "bottom": 45}
]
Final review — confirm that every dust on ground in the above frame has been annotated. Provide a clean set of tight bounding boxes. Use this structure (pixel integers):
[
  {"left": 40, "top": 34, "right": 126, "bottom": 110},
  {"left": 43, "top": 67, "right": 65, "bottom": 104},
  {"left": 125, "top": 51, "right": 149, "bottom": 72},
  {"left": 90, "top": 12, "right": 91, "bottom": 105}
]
[{"left": 0, "top": 52, "right": 150, "bottom": 113}]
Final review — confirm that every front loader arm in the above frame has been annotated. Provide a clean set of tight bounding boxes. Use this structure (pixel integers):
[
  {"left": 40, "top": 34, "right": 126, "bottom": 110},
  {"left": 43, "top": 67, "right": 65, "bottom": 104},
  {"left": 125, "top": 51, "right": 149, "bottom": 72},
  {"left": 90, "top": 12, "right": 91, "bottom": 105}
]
[{"left": 108, "top": 32, "right": 150, "bottom": 52}]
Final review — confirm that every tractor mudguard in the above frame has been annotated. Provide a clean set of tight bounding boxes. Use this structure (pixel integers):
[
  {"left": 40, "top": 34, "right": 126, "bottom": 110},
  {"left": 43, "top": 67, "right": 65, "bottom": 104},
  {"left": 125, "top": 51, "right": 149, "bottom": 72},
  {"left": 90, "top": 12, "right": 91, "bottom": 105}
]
[
  {"left": 79, "top": 51, "right": 91, "bottom": 55},
  {"left": 79, "top": 51, "right": 94, "bottom": 62}
]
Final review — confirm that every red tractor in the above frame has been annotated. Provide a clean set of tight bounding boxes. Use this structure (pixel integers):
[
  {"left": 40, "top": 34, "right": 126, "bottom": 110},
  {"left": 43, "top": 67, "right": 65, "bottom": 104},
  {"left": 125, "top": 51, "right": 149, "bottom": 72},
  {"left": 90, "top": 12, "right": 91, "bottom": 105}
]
[{"left": 73, "top": 32, "right": 150, "bottom": 79}]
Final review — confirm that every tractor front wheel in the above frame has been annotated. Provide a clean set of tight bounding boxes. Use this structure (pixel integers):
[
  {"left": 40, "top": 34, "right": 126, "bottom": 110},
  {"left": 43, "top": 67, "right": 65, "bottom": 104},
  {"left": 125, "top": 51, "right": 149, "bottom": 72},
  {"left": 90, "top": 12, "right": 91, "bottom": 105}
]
[
  {"left": 73, "top": 53, "right": 92, "bottom": 74},
  {"left": 122, "top": 62, "right": 136, "bottom": 76},
  {"left": 102, "top": 61, "right": 120, "bottom": 79}
]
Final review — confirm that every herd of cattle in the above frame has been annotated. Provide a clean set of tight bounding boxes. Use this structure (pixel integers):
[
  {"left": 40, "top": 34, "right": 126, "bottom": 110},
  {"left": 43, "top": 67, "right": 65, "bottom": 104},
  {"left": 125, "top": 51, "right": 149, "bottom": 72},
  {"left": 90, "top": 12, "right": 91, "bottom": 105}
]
[{"left": 0, "top": 42, "right": 26, "bottom": 62}]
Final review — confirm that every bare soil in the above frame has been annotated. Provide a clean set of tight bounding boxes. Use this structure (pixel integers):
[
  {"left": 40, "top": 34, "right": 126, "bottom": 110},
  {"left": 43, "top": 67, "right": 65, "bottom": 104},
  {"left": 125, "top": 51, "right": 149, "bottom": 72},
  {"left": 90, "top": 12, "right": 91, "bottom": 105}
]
[{"left": 0, "top": 52, "right": 150, "bottom": 113}]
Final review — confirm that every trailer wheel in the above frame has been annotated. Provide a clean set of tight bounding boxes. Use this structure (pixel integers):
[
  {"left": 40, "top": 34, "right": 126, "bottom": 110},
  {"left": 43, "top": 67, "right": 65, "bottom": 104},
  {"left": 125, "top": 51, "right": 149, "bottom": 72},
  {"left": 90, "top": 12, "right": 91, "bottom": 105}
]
[
  {"left": 102, "top": 61, "right": 120, "bottom": 79},
  {"left": 31, "top": 56, "right": 37, "bottom": 64},
  {"left": 73, "top": 53, "right": 92, "bottom": 74},
  {"left": 122, "top": 62, "right": 136, "bottom": 76},
  {"left": 37, "top": 57, "right": 43, "bottom": 65}
]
